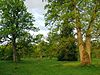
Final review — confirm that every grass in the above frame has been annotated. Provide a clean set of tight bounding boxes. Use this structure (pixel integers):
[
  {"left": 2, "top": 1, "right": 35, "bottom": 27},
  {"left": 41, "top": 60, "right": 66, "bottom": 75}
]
[{"left": 0, "top": 58, "right": 100, "bottom": 75}]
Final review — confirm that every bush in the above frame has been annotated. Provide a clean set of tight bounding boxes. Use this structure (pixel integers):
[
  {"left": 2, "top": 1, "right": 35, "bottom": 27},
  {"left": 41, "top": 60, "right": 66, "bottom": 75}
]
[
  {"left": 57, "top": 49, "right": 78, "bottom": 61},
  {"left": 57, "top": 39, "right": 78, "bottom": 61},
  {"left": 0, "top": 45, "right": 13, "bottom": 60}
]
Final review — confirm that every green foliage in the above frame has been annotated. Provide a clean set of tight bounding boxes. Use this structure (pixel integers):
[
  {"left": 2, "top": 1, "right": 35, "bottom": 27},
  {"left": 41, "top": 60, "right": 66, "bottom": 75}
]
[
  {"left": 45, "top": 0, "right": 100, "bottom": 62},
  {"left": 45, "top": 0, "right": 78, "bottom": 61},
  {"left": 45, "top": 0, "right": 100, "bottom": 36},
  {"left": 33, "top": 40, "right": 49, "bottom": 58},
  {"left": 0, "top": 0, "right": 37, "bottom": 41},
  {"left": 0, "top": 0, "right": 38, "bottom": 61},
  {"left": 17, "top": 32, "right": 34, "bottom": 58},
  {"left": 0, "top": 32, "right": 37, "bottom": 60},
  {"left": 57, "top": 25, "right": 78, "bottom": 61},
  {"left": 0, "top": 44, "right": 12, "bottom": 60},
  {"left": 45, "top": 26, "right": 78, "bottom": 61},
  {"left": 92, "top": 40, "right": 100, "bottom": 58},
  {"left": 46, "top": 32, "right": 60, "bottom": 58},
  {"left": 57, "top": 37, "right": 78, "bottom": 61}
]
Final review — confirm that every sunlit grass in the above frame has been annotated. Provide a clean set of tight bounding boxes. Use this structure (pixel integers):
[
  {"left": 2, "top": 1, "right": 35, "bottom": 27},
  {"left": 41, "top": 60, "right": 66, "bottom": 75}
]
[
  {"left": 63, "top": 61, "right": 80, "bottom": 67},
  {"left": 0, "top": 58, "right": 100, "bottom": 75}
]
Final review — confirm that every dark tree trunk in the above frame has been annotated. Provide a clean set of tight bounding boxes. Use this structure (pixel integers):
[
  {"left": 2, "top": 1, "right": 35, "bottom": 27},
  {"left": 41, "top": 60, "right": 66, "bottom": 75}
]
[{"left": 12, "top": 35, "right": 17, "bottom": 63}]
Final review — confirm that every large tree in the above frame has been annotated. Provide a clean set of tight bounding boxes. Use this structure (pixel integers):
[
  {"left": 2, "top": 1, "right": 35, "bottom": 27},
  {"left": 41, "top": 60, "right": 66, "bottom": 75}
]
[
  {"left": 0, "top": 0, "right": 37, "bottom": 62},
  {"left": 45, "top": 0, "right": 100, "bottom": 65}
]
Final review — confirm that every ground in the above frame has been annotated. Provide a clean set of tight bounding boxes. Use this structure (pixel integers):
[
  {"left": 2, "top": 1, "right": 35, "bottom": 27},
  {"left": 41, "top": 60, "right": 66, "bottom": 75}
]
[{"left": 0, "top": 58, "right": 100, "bottom": 75}]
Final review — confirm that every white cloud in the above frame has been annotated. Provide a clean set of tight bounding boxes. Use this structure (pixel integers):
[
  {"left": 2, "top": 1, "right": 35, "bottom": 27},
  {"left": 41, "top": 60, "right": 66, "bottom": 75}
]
[
  {"left": 25, "top": 0, "right": 49, "bottom": 37},
  {"left": 25, "top": 0, "right": 46, "bottom": 11}
]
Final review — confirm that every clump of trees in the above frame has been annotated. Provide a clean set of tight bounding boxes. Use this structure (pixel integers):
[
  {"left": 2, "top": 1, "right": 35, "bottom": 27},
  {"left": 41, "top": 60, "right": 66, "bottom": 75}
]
[
  {"left": 0, "top": 0, "right": 100, "bottom": 65},
  {"left": 45, "top": 0, "right": 100, "bottom": 65}
]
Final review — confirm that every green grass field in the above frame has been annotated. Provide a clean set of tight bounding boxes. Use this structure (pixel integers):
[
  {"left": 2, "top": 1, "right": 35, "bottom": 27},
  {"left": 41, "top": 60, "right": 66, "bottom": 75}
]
[{"left": 0, "top": 58, "right": 100, "bottom": 75}]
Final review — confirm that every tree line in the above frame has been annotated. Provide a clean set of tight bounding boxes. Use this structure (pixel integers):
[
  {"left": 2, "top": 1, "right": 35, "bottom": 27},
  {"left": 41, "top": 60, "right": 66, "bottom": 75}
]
[{"left": 0, "top": 0, "right": 100, "bottom": 65}]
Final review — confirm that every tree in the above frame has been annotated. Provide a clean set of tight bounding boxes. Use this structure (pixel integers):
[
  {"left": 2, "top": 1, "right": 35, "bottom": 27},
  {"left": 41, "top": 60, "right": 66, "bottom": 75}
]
[
  {"left": 0, "top": 0, "right": 37, "bottom": 62},
  {"left": 45, "top": 0, "right": 100, "bottom": 65},
  {"left": 46, "top": 23, "right": 77, "bottom": 61},
  {"left": 73, "top": 0, "right": 100, "bottom": 65},
  {"left": 46, "top": 32, "right": 60, "bottom": 59},
  {"left": 32, "top": 34, "right": 49, "bottom": 58},
  {"left": 57, "top": 24, "right": 77, "bottom": 61},
  {"left": 16, "top": 32, "right": 34, "bottom": 59}
]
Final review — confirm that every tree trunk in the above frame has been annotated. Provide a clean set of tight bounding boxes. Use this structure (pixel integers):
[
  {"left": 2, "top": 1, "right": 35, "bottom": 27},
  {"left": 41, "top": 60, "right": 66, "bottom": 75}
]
[
  {"left": 77, "top": 28, "right": 91, "bottom": 65},
  {"left": 74, "top": 0, "right": 97, "bottom": 65},
  {"left": 77, "top": 28, "right": 84, "bottom": 63},
  {"left": 85, "top": 34, "right": 91, "bottom": 64},
  {"left": 12, "top": 35, "right": 17, "bottom": 63}
]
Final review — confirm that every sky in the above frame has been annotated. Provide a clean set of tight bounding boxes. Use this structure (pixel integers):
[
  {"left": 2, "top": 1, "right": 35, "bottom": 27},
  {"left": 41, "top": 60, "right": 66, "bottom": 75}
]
[{"left": 25, "top": 0, "right": 48, "bottom": 37}]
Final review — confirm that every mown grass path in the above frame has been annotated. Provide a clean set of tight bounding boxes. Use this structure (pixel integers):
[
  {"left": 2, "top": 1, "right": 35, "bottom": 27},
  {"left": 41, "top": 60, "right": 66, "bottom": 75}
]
[{"left": 0, "top": 58, "right": 100, "bottom": 75}]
